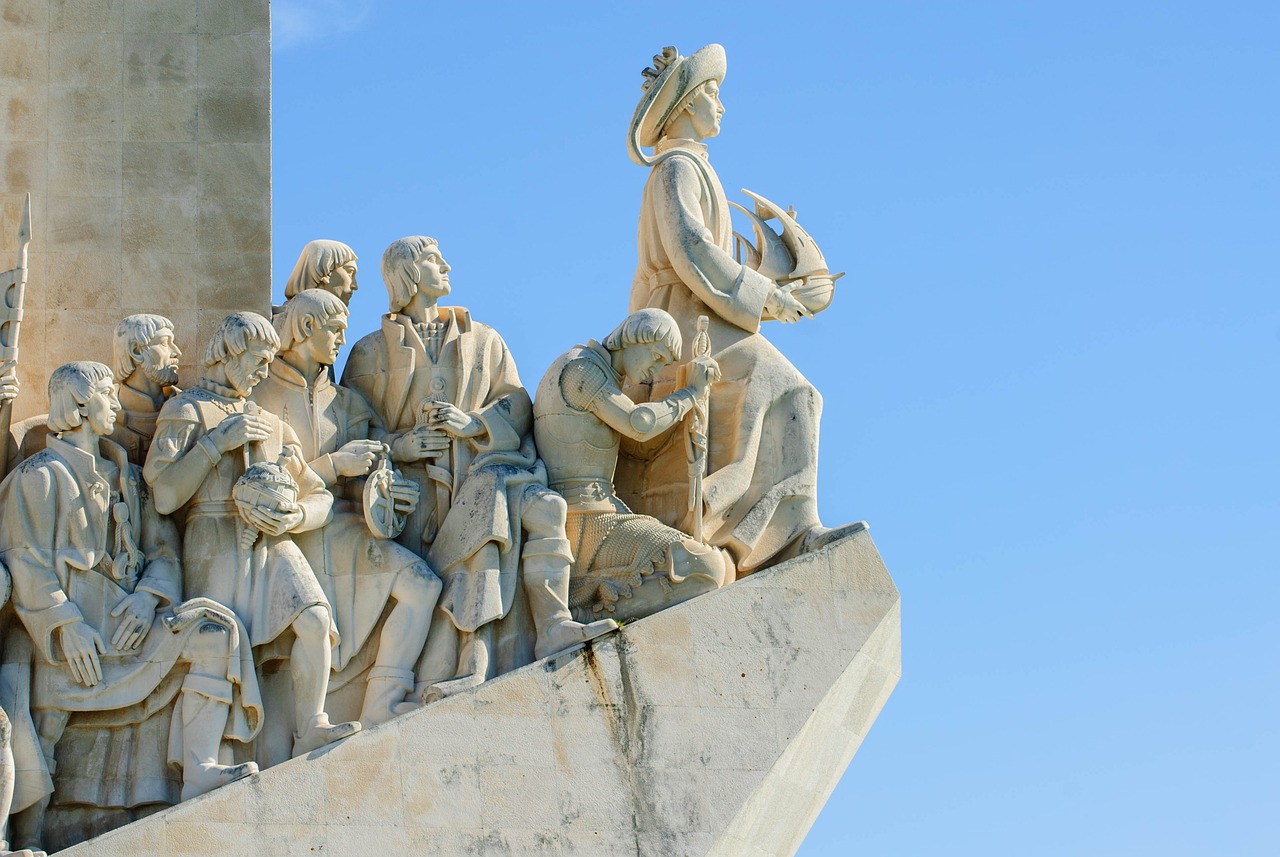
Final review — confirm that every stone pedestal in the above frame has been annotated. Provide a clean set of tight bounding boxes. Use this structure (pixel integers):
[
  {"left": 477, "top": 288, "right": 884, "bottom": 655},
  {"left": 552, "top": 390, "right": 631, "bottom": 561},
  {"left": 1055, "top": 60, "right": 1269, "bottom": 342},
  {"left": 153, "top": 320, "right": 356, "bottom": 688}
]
[
  {"left": 59, "top": 530, "right": 900, "bottom": 856},
  {"left": 0, "top": 0, "right": 271, "bottom": 419}
]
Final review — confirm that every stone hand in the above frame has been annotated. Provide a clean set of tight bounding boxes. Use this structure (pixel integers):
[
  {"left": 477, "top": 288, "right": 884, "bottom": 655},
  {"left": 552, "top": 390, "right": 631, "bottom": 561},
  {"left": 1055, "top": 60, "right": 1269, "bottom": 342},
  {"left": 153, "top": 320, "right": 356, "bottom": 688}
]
[
  {"left": 210, "top": 412, "right": 272, "bottom": 453},
  {"left": 59, "top": 621, "right": 106, "bottom": 687},
  {"left": 429, "top": 403, "right": 484, "bottom": 438},
  {"left": 243, "top": 502, "right": 304, "bottom": 536},
  {"left": 689, "top": 356, "right": 721, "bottom": 393},
  {"left": 331, "top": 439, "right": 383, "bottom": 477},
  {"left": 765, "top": 286, "right": 813, "bottom": 324},
  {"left": 109, "top": 591, "right": 159, "bottom": 651},
  {"left": 0, "top": 358, "right": 18, "bottom": 403},
  {"left": 392, "top": 429, "right": 450, "bottom": 463},
  {"left": 389, "top": 477, "right": 419, "bottom": 516}
]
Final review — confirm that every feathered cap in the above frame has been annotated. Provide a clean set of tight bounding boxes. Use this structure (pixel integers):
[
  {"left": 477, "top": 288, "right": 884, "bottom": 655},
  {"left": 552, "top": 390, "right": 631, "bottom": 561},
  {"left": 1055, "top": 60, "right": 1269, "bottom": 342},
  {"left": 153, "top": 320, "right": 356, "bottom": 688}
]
[{"left": 628, "top": 44, "right": 726, "bottom": 166}]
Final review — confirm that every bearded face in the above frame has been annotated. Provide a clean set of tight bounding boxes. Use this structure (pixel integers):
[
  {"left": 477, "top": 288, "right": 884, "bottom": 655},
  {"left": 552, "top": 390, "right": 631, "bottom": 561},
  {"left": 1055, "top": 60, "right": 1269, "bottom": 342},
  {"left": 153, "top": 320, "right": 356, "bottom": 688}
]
[
  {"left": 137, "top": 330, "right": 182, "bottom": 387},
  {"left": 223, "top": 342, "right": 276, "bottom": 398}
]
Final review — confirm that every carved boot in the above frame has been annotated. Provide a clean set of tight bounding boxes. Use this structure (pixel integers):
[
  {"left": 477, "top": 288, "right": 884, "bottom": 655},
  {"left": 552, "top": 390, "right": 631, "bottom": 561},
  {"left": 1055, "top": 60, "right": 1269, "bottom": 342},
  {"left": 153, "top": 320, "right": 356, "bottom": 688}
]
[
  {"left": 292, "top": 714, "right": 362, "bottom": 758},
  {"left": 359, "top": 667, "right": 419, "bottom": 728},
  {"left": 423, "top": 630, "right": 491, "bottom": 703},
  {"left": 522, "top": 537, "right": 618, "bottom": 659},
  {"left": 798, "top": 521, "right": 869, "bottom": 554},
  {"left": 178, "top": 677, "right": 259, "bottom": 801}
]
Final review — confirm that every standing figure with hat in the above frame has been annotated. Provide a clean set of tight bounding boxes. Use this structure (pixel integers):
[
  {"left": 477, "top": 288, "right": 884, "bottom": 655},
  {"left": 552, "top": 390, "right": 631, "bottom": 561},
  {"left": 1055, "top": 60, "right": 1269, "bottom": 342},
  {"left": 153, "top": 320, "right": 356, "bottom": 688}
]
[{"left": 621, "top": 44, "right": 865, "bottom": 574}]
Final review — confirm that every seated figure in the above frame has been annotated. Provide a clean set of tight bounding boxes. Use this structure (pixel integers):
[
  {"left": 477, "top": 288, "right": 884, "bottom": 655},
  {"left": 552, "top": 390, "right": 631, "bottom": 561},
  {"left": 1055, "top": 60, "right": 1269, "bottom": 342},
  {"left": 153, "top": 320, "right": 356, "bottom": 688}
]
[
  {"left": 342, "top": 236, "right": 616, "bottom": 699},
  {"left": 253, "top": 291, "right": 442, "bottom": 726},
  {"left": 534, "top": 309, "right": 729, "bottom": 623},
  {"left": 144, "top": 313, "right": 359, "bottom": 762},
  {"left": 0, "top": 362, "right": 260, "bottom": 852}
]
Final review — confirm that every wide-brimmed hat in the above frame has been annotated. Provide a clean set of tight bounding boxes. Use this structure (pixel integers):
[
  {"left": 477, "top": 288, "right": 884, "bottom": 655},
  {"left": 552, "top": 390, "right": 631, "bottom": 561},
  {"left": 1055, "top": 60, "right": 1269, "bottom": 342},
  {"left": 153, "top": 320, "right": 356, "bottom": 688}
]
[{"left": 628, "top": 44, "right": 726, "bottom": 166}]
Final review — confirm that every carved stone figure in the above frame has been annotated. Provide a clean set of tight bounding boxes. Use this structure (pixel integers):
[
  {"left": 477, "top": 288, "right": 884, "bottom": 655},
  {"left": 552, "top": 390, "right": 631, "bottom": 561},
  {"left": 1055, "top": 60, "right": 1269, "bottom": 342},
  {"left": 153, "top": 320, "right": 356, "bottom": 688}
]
[
  {"left": 534, "top": 309, "right": 729, "bottom": 623},
  {"left": 342, "top": 236, "right": 616, "bottom": 698},
  {"left": 253, "top": 291, "right": 442, "bottom": 726},
  {"left": 284, "top": 240, "right": 360, "bottom": 306},
  {"left": 0, "top": 362, "right": 261, "bottom": 851},
  {"left": 110, "top": 314, "right": 182, "bottom": 466},
  {"left": 622, "top": 44, "right": 864, "bottom": 573},
  {"left": 143, "top": 313, "right": 360, "bottom": 761}
]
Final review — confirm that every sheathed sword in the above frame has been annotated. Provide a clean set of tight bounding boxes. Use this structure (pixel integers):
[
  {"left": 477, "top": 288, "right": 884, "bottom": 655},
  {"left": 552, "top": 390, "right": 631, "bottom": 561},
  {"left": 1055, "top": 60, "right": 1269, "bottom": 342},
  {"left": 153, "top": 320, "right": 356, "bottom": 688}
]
[
  {"left": 0, "top": 193, "right": 32, "bottom": 478},
  {"left": 686, "top": 315, "right": 710, "bottom": 542}
]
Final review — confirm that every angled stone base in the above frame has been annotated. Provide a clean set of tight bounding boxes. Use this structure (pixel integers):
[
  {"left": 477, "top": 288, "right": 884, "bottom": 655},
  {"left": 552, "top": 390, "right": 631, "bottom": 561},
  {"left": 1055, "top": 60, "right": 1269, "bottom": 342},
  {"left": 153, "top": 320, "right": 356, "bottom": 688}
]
[{"left": 62, "top": 530, "right": 900, "bottom": 856}]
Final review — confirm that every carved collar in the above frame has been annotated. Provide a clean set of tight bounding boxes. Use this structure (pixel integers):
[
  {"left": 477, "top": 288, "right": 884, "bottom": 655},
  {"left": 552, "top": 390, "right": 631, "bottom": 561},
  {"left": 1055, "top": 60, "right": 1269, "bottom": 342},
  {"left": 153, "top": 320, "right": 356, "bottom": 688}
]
[
  {"left": 195, "top": 377, "right": 246, "bottom": 402},
  {"left": 46, "top": 434, "right": 128, "bottom": 494},
  {"left": 268, "top": 357, "right": 331, "bottom": 394},
  {"left": 118, "top": 379, "right": 171, "bottom": 414},
  {"left": 654, "top": 137, "right": 709, "bottom": 159}
]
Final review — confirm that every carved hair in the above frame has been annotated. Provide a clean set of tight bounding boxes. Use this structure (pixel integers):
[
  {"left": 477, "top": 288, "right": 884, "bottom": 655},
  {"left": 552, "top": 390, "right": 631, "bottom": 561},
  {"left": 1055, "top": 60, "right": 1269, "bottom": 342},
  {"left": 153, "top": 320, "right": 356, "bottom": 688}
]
[
  {"left": 602, "top": 308, "right": 683, "bottom": 358},
  {"left": 274, "top": 289, "right": 348, "bottom": 353},
  {"left": 113, "top": 313, "right": 174, "bottom": 380},
  {"left": 381, "top": 235, "right": 439, "bottom": 313},
  {"left": 284, "top": 239, "right": 358, "bottom": 299},
  {"left": 47, "top": 361, "right": 114, "bottom": 432},
  {"left": 203, "top": 312, "right": 280, "bottom": 368}
]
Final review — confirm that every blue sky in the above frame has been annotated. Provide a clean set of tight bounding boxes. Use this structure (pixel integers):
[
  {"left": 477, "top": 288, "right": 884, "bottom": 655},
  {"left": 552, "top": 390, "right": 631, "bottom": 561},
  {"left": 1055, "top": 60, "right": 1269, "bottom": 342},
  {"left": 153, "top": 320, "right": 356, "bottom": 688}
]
[{"left": 270, "top": 3, "right": 1278, "bottom": 853}]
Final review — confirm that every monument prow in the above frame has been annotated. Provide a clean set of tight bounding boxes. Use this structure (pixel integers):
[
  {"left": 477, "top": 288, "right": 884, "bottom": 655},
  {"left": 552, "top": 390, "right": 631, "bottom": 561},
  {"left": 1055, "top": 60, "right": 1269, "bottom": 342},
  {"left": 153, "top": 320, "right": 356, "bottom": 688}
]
[{"left": 59, "top": 530, "right": 899, "bottom": 856}]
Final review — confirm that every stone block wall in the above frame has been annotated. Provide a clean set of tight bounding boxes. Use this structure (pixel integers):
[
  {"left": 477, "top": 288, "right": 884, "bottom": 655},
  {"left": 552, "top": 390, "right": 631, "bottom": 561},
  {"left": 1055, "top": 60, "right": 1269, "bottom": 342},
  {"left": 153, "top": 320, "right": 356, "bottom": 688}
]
[{"left": 0, "top": 0, "right": 271, "bottom": 420}]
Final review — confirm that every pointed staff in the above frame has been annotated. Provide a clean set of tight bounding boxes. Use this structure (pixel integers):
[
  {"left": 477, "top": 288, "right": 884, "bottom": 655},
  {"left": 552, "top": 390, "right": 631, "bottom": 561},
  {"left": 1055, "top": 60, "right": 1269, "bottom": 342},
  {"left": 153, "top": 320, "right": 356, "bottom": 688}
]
[
  {"left": 0, "top": 193, "right": 32, "bottom": 478},
  {"left": 686, "top": 315, "right": 711, "bottom": 542}
]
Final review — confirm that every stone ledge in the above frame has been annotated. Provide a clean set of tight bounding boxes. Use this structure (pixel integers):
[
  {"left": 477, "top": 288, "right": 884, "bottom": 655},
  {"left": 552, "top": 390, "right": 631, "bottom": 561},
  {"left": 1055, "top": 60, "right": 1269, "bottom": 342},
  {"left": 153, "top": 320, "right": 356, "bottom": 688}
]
[{"left": 62, "top": 530, "right": 900, "bottom": 857}]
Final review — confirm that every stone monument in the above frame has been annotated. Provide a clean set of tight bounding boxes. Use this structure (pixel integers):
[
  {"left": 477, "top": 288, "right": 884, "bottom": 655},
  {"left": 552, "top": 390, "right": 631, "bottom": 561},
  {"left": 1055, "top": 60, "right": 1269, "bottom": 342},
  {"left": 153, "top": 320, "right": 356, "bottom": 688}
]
[{"left": 0, "top": 11, "right": 899, "bottom": 854}]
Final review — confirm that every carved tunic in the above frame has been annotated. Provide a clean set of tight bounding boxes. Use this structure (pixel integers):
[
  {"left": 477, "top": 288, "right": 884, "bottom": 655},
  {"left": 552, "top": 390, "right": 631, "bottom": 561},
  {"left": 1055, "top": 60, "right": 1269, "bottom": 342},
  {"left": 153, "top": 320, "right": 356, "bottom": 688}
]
[
  {"left": 0, "top": 436, "right": 262, "bottom": 806},
  {"left": 535, "top": 342, "right": 695, "bottom": 619},
  {"left": 145, "top": 384, "right": 336, "bottom": 652},
  {"left": 626, "top": 137, "right": 823, "bottom": 572},
  {"left": 252, "top": 359, "right": 434, "bottom": 673},
  {"left": 343, "top": 309, "right": 544, "bottom": 634},
  {"left": 108, "top": 381, "right": 173, "bottom": 467}
]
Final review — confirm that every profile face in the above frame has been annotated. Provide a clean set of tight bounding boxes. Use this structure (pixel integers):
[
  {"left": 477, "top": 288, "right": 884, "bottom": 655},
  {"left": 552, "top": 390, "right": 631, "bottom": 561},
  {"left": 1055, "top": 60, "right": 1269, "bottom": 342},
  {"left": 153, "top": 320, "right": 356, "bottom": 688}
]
[
  {"left": 83, "top": 377, "right": 121, "bottom": 436},
  {"left": 620, "top": 340, "right": 676, "bottom": 386},
  {"left": 305, "top": 315, "right": 348, "bottom": 367},
  {"left": 686, "top": 81, "right": 724, "bottom": 139},
  {"left": 414, "top": 246, "right": 451, "bottom": 300},
  {"left": 324, "top": 260, "right": 359, "bottom": 305},
  {"left": 139, "top": 330, "right": 182, "bottom": 387},
  {"left": 225, "top": 341, "right": 276, "bottom": 397}
]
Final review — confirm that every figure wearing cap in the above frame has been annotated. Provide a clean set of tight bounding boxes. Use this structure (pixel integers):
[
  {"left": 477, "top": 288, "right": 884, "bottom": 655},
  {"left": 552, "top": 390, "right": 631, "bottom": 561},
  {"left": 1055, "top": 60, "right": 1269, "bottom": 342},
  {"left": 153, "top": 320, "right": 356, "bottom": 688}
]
[{"left": 622, "top": 44, "right": 864, "bottom": 574}]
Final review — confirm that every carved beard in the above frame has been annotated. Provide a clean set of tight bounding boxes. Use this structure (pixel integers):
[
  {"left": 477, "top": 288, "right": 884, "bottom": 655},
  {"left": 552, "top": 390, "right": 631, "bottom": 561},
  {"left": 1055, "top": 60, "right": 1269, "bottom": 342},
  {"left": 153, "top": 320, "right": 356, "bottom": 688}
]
[{"left": 142, "top": 358, "right": 179, "bottom": 388}]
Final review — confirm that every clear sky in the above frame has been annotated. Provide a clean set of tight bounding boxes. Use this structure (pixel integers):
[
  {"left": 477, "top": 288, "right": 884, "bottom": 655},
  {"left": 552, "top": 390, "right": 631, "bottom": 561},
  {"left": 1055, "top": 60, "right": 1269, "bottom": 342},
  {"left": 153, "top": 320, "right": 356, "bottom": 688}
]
[{"left": 270, "top": 3, "right": 1278, "bottom": 853}]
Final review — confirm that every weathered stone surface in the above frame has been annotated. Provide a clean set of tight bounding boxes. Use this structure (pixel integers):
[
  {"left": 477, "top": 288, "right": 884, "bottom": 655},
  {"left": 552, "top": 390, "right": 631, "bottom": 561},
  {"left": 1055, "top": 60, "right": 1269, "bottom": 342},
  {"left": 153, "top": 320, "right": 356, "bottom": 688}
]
[
  {"left": 0, "top": 0, "right": 271, "bottom": 421},
  {"left": 59, "top": 530, "right": 900, "bottom": 856}
]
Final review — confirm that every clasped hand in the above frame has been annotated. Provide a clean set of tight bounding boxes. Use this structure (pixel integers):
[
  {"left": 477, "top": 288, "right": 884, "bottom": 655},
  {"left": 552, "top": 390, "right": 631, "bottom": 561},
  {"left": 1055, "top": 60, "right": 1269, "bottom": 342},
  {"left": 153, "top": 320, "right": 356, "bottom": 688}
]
[
  {"left": 765, "top": 285, "right": 813, "bottom": 324},
  {"left": 210, "top": 412, "right": 272, "bottom": 453},
  {"left": 241, "top": 500, "right": 304, "bottom": 537},
  {"left": 331, "top": 438, "right": 384, "bottom": 478},
  {"left": 689, "top": 356, "right": 721, "bottom": 393}
]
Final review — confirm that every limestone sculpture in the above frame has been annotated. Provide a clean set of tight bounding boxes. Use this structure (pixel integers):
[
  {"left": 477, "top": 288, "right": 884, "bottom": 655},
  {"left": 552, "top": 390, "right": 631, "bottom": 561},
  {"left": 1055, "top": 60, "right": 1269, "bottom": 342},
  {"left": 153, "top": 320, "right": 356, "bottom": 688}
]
[
  {"left": 533, "top": 308, "right": 730, "bottom": 623},
  {"left": 109, "top": 315, "right": 183, "bottom": 466},
  {"left": 284, "top": 239, "right": 360, "bottom": 306},
  {"left": 621, "top": 44, "right": 865, "bottom": 573},
  {"left": 142, "top": 313, "right": 360, "bottom": 764},
  {"left": 0, "top": 362, "right": 261, "bottom": 853},
  {"left": 252, "top": 290, "right": 442, "bottom": 727},
  {"left": 341, "top": 236, "right": 617, "bottom": 699}
]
